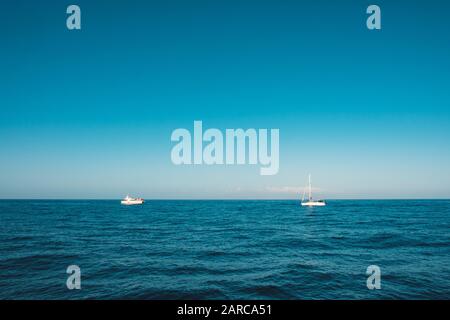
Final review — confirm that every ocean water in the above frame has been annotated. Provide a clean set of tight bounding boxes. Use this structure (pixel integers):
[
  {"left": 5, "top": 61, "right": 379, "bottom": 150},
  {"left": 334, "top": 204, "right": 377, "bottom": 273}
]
[{"left": 0, "top": 200, "right": 449, "bottom": 300}]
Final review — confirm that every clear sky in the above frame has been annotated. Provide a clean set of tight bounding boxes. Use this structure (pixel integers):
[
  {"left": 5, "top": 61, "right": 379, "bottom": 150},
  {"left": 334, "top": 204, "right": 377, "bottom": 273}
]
[{"left": 1, "top": 0, "right": 449, "bottom": 199}]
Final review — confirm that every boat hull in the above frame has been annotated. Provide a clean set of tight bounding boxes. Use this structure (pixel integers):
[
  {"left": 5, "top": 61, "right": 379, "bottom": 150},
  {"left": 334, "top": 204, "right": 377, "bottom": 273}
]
[
  {"left": 121, "top": 200, "right": 144, "bottom": 205},
  {"left": 301, "top": 201, "right": 326, "bottom": 207}
]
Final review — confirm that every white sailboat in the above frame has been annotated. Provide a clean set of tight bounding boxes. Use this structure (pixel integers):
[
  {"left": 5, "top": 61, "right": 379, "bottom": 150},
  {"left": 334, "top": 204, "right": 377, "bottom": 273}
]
[
  {"left": 121, "top": 195, "right": 144, "bottom": 205},
  {"left": 301, "top": 174, "right": 326, "bottom": 206}
]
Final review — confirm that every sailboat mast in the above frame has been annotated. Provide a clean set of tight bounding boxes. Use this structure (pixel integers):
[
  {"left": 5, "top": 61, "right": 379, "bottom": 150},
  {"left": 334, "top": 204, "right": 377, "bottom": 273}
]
[{"left": 308, "top": 174, "right": 312, "bottom": 201}]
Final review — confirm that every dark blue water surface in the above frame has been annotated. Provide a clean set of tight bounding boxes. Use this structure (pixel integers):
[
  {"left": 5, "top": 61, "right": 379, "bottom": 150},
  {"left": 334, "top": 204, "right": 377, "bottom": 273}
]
[{"left": 0, "top": 200, "right": 449, "bottom": 299}]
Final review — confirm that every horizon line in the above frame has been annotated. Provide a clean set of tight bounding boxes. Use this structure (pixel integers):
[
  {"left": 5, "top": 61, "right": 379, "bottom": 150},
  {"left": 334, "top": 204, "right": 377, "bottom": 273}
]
[{"left": 1, "top": 198, "right": 450, "bottom": 201}]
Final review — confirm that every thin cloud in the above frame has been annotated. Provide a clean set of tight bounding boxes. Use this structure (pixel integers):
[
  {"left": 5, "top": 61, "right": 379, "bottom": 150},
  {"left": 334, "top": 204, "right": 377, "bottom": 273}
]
[{"left": 265, "top": 186, "right": 323, "bottom": 194}]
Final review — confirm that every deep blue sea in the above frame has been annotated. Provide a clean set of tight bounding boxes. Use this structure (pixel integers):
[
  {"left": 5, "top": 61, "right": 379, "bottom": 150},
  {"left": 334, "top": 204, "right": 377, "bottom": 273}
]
[{"left": 0, "top": 200, "right": 449, "bottom": 299}]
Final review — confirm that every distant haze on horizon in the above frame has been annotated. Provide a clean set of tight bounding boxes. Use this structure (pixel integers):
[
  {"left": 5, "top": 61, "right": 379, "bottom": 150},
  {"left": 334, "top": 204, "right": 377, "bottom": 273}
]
[{"left": 1, "top": 0, "right": 450, "bottom": 200}]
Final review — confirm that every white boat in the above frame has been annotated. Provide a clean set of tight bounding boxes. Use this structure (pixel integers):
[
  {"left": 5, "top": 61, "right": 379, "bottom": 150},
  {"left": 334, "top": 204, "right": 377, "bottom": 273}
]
[
  {"left": 121, "top": 195, "right": 144, "bottom": 205},
  {"left": 301, "top": 174, "right": 326, "bottom": 206}
]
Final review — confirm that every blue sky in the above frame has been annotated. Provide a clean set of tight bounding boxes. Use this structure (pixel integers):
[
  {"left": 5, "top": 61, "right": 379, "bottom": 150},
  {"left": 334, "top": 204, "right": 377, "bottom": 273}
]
[{"left": 1, "top": 0, "right": 449, "bottom": 199}]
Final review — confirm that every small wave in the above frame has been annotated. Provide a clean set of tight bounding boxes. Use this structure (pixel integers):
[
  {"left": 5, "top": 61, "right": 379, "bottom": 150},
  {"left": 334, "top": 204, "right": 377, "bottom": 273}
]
[{"left": 239, "top": 284, "right": 296, "bottom": 299}]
